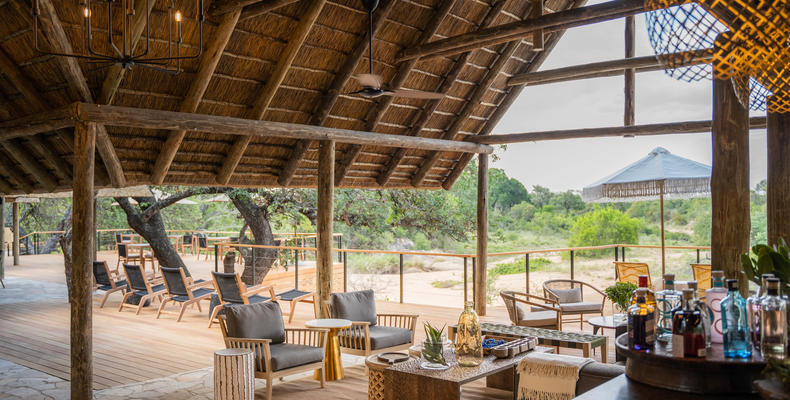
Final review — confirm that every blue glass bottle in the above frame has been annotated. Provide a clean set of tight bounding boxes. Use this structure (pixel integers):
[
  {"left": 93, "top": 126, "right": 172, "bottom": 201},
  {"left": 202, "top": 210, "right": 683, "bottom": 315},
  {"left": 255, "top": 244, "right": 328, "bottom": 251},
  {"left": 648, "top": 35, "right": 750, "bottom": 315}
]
[{"left": 720, "top": 279, "right": 752, "bottom": 358}]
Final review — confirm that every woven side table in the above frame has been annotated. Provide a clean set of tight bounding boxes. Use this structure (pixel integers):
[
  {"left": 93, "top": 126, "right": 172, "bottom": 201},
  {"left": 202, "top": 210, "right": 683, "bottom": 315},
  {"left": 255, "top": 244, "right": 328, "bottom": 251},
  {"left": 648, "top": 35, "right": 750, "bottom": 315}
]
[{"left": 214, "top": 348, "right": 255, "bottom": 400}]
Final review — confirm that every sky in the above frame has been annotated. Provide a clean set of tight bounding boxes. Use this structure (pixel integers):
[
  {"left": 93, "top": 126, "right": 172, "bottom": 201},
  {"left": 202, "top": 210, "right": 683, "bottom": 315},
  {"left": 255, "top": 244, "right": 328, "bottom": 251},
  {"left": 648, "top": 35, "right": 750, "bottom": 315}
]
[{"left": 491, "top": 4, "right": 767, "bottom": 192}]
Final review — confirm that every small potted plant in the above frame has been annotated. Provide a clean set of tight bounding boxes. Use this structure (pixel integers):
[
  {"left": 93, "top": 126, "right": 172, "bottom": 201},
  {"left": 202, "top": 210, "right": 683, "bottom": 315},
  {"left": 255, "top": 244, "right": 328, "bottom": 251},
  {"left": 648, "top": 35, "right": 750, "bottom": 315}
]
[
  {"left": 420, "top": 322, "right": 449, "bottom": 370},
  {"left": 605, "top": 282, "right": 637, "bottom": 322}
]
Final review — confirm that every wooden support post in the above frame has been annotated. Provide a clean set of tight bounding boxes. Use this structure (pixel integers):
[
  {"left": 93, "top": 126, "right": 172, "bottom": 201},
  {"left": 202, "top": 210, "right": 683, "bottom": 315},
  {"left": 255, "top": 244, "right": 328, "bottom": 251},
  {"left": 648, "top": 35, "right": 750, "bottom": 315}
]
[
  {"left": 624, "top": 15, "right": 635, "bottom": 126},
  {"left": 316, "top": 140, "right": 334, "bottom": 317},
  {"left": 0, "top": 197, "right": 4, "bottom": 283},
  {"left": 71, "top": 122, "right": 96, "bottom": 398},
  {"left": 475, "top": 154, "right": 488, "bottom": 316},
  {"left": 767, "top": 103, "right": 790, "bottom": 246},
  {"left": 12, "top": 201, "right": 19, "bottom": 265},
  {"left": 711, "top": 61, "right": 750, "bottom": 289}
]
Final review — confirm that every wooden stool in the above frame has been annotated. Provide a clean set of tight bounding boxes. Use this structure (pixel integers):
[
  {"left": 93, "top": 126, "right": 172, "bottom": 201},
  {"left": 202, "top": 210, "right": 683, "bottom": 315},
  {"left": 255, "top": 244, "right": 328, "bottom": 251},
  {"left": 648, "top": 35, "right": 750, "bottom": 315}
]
[{"left": 214, "top": 348, "right": 254, "bottom": 400}]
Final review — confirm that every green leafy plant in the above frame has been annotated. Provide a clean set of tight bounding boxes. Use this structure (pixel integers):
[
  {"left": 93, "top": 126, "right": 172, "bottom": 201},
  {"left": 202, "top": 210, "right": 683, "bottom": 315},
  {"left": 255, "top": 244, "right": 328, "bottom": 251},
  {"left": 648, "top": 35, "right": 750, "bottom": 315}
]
[
  {"left": 604, "top": 282, "right": 637, "bottom": 312},
  {"left": 422, "top": 322, "right": 447, "bottom": 366},
  {"left": 741, "top": 238, "right": 790, "bottom": 294}
]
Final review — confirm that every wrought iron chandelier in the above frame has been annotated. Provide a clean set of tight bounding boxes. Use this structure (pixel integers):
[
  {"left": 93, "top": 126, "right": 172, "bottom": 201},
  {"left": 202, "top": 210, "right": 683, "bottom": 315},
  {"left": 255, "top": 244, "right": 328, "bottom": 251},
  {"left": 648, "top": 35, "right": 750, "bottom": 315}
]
[{"left": 32, "top": 0, "right": 204, "bottom": 74}]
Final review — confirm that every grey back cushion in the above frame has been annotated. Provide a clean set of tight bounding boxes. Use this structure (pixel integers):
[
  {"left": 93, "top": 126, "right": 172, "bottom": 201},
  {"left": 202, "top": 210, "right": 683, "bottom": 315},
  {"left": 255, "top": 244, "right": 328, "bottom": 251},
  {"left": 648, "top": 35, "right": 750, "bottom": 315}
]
[
  {"left": 552, "top": 287, "right": 582, "bottom": 304},
  {"left": 224, "top": 302, "right": 285, "bottom": 344},
  {"left": 331, "top": 290, "right": 377, "bottom": 326}
]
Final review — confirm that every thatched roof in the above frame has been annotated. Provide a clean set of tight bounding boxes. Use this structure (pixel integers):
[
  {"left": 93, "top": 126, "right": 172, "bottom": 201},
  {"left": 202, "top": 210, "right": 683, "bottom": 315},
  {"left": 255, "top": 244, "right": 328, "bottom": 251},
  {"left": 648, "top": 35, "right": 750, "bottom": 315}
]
[{"left": 0, "top": 0, "right": 579, "bottom": 195}]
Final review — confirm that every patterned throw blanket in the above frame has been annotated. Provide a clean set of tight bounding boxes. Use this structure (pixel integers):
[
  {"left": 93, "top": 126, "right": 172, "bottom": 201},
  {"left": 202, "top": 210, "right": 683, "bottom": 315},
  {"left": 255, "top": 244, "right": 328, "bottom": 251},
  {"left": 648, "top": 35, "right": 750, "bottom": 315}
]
[{"left": 516, "top": 352, "right": 593, "bottom": 400}]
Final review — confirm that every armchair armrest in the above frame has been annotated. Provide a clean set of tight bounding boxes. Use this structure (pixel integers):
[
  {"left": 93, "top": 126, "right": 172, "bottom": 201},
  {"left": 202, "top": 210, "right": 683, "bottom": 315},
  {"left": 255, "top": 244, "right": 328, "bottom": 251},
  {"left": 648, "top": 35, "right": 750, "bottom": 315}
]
[
  {"left": 285, "top": 328, "right": 329, "bottom": 348},
  {"left": 224, "top": 337, "right": 272, "bottom": 373},
  {"left": 246, "top": 284, "right": 277, "bottom": 299},
  {"left": 188, "top": 279, "right": 215, "bottom": 290},
  {"left": 337, "top": 321, "right": 370, "bottom": 350}
]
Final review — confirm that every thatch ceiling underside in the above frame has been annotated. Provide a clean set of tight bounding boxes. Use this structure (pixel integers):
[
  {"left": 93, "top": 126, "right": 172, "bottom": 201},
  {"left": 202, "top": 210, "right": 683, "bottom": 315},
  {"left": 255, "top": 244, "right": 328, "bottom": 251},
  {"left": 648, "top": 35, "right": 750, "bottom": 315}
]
[{"left": 0, "top": 0, "right": 577, "bottom": 194}]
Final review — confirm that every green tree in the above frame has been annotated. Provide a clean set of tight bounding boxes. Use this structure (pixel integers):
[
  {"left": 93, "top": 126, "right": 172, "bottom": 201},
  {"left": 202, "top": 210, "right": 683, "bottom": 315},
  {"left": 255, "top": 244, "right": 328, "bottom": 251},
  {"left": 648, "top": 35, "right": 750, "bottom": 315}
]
[
  {"left": 549, "top": 190, "right": 585, "bottom": 215},
  {"left": 569, "top": 207, "right": 641, "bottom": 255},
  {"left": 489, "top": 168, "right": 529, "bottom": 211},
  {"left": 531, "top": 185, "right": 553, "bottom": 208}
]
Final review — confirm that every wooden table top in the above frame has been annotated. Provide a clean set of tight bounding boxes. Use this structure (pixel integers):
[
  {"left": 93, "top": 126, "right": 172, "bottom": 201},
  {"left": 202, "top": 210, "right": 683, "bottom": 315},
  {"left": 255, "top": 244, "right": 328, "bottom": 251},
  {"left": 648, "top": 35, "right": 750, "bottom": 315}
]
[
  {"left": 126, "top": 243, "right": 151, "bottom": 248},
  {"left": 304, "top": 318, "right": 352, "bottom": 329}
]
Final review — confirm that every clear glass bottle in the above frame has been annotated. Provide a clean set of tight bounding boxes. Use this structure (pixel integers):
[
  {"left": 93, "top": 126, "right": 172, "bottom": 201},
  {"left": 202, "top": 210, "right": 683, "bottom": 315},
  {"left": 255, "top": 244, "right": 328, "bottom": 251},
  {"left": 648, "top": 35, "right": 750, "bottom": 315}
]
[
  {"left": 721, "top": 279, "right": 751, "bottom": 358},
  {"left": 656, "top": 273, "right": 681, "bottom": 343},
  {"left": 672, "top": 289, "right": 706, "bottom": 358},
  {"left": 455, "top": 301, "right": 483, "bottom": 366},
  {"left": 760, "top": 278, "right": 787, "bottom": 360},
  {"left": 747, "top": 273, "right": 775, "bottom": 350},
  {"left": 705, "top": 271, "right": 727, "bottom": 344},
  {"left": 628, "top": 288, "right": 656, "bottom": 351},
  {"left": 687, "top": 280, "right": 711, "bottom": 347},
  {"left": 630, "top": 275, "right": 656, "bottom": 308}
]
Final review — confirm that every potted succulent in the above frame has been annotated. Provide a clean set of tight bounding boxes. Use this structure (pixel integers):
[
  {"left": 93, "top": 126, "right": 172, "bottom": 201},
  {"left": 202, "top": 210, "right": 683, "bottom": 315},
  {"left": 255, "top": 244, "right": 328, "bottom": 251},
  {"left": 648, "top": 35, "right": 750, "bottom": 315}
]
[
  {"left": 420, "top": 322, "right": 449, "bottom": 370},
  {"left": 605, "top": 282, "right": 637, "bottom": 322},
  {"left": 741, "top": 238, "right": 790, "bottom": 293}
]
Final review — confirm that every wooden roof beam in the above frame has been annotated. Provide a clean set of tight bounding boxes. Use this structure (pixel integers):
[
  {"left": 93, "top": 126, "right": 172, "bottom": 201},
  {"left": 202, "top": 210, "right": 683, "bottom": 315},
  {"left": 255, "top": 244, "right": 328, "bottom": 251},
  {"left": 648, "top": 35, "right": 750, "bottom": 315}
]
[
  {"left": 398, "top": 0, "right": 645, "bottom": 62},
  {"left": 376, "top": 0, "right": 507, "bottom": 186},
  {"left": 0, "top": 155, "right": 34, "bottom": 193},
  {"left": 150, "top": 10, "right": 242, "bottom": 185},
  {"left": 215, "top": 0, "right": 296, "bottom": 19},
  {"left": 216, "top": 0, "right": 326, "bottom": 185},
  {"left": 467, "top": 117, "right": 769, "bottom": 144},
  {"left": 334, "top": 0, "right": 458, "bottom": 186},
  {"left": 2, "top": 140, "right": 59, "bottom": 191},
  {"left": 0, "top": 175, "right": 14, "bottom": 195},
  {"left": 277, "top": 0, "right": 397, "bottom": 187},
  {"left": 507, "top": 48, "right": 713, "bottom": 86},
  {"left": 36, "top": 0, "right": 126, "bottom": 188},
  {"left": 72, "top": 103, "right": 494, "bottom": 155},
  {"left": 410, "top": 39, "right": 521, "bottom": 187},
  {"left": 26, "top": 136, "right": 72, "bottom": 183}
]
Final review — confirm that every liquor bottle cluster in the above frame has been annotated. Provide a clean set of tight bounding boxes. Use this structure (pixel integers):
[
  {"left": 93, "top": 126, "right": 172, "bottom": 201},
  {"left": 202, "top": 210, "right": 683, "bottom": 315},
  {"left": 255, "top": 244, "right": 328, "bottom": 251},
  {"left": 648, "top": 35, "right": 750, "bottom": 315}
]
[{"left": 625, "top": 271, "right": 787, "bottom": 361}]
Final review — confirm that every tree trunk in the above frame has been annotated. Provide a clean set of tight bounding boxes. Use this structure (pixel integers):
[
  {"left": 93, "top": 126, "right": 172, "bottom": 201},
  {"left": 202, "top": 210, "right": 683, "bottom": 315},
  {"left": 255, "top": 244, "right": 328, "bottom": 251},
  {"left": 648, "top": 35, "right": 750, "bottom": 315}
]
[
  {"left": 227, "top": 192, "right": 276, "bottom": 285},
  {"left": 59, "top": 208, "right": 73, "bottom": 300},
  {"left": 41, "top": 208, "right": 71, "bottom": 254}
]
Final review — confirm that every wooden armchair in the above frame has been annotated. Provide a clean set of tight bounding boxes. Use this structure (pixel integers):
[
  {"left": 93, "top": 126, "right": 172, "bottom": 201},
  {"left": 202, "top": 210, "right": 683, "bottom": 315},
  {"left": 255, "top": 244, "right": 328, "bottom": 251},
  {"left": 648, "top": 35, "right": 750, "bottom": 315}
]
[
  {"left": 543, "top": 280, "right": 607, "bottom": 329},
  {"left": 500, "top": 291, "right": 562, "bottom": 330},
  {"left": 157, "top": 266, "right": 215, "bottom": 322},
  {"left": 691, "top": 263, "right": 711, "bottom": 297},
  {"left": 92, "top": 260, "right": 127, "bottom": 308},
  {"left": 219, "top": 302, "right": 328, "bottom": 400},
  {"left": 208, "top": 271, "right": 279, "bottom": 328},
  {"left": 615, "top": 262, "right": 653, "bottom": 289},
  {"left": 322, "top": 290, "right": 418, "bottom": 356}
]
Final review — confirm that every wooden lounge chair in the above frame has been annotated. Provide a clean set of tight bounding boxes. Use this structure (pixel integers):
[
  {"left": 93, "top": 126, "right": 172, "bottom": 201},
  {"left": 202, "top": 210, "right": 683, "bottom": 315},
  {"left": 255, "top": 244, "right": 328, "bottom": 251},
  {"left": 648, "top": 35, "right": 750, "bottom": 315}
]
[
  {"left": 322, "top": 290, "right": 417, "bottom": 356},
  {"left": 93, "top": 260, "right": 127, "bottom": 308},
  {"left": 500, "top": 290, "right": 562, "bottom": 330},
  {"left": 543, "top": 279, "right": 606, "bottom": 329},
  {"left": 119, "top": 263, "right": 166, "bottom": 315},
  {"left": 614, "top": 261, "right": 653, "bottom": 289},
  {"left": 181, "top": 234, "right": 194, "bottom": 255},
  {"left": 691, "top": 263, "right": 711, "bottom": 298},
  {"left": 197, "top": 236, "right": 212, "bottom": 260},
  {"left": 219, "top": 302, "right": 328, "bottom": 400},
  {"left": 208, "top": 271, "right": 278, "bottom": 328},
  {"left": 276, "top": 289, "right": 317, "bottom": 323},
  {"left": 116, "top": 243, "right": 155, "bottom": 274},
  {"left": 157, "top": 266, "right": 215, "bottom": 322}
]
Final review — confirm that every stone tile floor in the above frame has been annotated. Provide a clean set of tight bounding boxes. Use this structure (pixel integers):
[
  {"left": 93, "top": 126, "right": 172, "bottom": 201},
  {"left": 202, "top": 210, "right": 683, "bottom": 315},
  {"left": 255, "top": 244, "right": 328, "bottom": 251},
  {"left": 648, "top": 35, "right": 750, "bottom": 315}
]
[{"left": 0, "top": 277, "right": 67, "bottom": 305}]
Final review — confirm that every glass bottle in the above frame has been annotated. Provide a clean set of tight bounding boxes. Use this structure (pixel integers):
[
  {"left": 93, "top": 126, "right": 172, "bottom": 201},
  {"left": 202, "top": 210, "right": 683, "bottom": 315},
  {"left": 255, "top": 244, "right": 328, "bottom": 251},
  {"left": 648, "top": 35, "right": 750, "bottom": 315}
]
[
  {"left": 630, "top": 275, "right": 656, "bottom": 307},
  {"left": 721, "top": 279, "right": 751, "bottom": 358},
  {"left": 705, "top": 271, "right": 727, "bottom": 344},
  {"left": 760, "top": 278, "right": 787, "bottom": 360},
  {"left": 747, "top": 273, "right": 775, "bottom": 350},
  {"left": 672, "top": 289, "right": 706, "bottom": 358},
  {"left": 687, "top": 280, "right": 711, "bottom": 347},
  {"left": 455, "top": 301, "right": 483, "bottom": 366},
  {"left": 628, "top": 288, "right": 656, "bottom": 351},
  {"left": 656, "top": 273, "right": 681, "bottom": 343}
]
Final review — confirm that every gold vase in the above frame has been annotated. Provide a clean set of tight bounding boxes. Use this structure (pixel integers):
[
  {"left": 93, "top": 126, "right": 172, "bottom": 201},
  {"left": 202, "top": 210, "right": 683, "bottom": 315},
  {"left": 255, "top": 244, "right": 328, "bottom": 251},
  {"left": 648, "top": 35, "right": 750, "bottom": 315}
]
[{"left": 455, "top": 301, "right": 483, "bottom": 367}]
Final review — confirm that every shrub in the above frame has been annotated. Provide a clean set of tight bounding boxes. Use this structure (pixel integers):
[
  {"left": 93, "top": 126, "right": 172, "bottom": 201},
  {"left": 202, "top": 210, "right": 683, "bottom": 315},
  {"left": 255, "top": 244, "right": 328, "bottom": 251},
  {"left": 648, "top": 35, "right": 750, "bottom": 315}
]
[
  {"left": 490, "top": 258, "right": 553, "bottom": 276},
  {"left": 569, "top": 207, "right": 640, "bottom": 256}
]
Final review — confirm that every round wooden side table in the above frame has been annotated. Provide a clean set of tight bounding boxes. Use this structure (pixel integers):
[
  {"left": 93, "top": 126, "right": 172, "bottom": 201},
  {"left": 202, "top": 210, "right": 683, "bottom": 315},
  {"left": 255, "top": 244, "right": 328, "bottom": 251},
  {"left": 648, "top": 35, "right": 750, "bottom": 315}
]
[{"left": 305, "top": 318, "right": 352, "bottom": 381}]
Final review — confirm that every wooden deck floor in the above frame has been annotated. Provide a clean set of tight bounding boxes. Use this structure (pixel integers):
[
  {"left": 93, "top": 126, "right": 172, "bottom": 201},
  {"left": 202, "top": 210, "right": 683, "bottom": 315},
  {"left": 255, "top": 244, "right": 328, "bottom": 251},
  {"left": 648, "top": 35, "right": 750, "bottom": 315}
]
[{"left": 0, "top": 252, "right": 616, "bottom": 393}]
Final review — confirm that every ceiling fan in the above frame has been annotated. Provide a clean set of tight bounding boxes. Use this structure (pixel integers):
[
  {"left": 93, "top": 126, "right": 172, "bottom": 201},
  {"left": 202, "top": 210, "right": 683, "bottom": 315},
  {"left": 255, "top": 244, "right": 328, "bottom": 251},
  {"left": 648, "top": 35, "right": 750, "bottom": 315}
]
[{"left": 350, "top": 0, "right": 445, "bottom": 100}]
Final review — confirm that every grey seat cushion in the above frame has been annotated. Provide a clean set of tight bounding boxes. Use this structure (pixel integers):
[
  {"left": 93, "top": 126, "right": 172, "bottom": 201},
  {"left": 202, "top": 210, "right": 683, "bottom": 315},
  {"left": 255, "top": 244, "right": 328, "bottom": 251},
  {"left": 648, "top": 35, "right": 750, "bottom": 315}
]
[
  {"left": 340, "top": 325, "right": 412, "bottom": 350},
  {"left": 224, "top": 302, "right": 286, "bottom": 344},
  {"left": 262, "top": 343, "right": 324, "bottom": 372},
  {"left": 551, "top": 288, "right": 582, "bottom": 303},
  {"left": 516, "top": 310, "right": 558, "bottom": 328},
  {"left": 576, "top": 362, "right": 625, "bottom": 394},
  {"left": 330, "top": 290, "right": 377, "bottom": 326},
  {"left": 559, "top": 301, "right": 602, "bottom": 313}
]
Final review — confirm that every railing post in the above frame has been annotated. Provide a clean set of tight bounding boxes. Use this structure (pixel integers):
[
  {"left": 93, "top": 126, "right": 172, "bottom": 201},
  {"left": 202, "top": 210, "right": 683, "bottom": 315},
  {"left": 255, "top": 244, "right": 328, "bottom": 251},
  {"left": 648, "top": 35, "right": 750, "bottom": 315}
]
[
  {"left": 615, "top": 246, "right": 619, "bottom": 262},
  {"left": 97, "top": 231, "right": 100, "bottom": 252},
  {"left": 622, "top": 247, "right": 626, "bottom": 261},
  {"left": 525, "top": 253, "right": 530, "bottom": 294},
  {"left": 399, "top": 253, "right": 404, "bottom": 304},
  {"left": 337, "top": 235, "right": 342, "bottom": 262},
  {"left": 463, "top": 257, "right": 468, "bottom": 304},
  {"left": 697, "top": 248, "right": 701, "bottom": 263},
  {"left": 214, "top": 244, "right": 218, "bottom": 272},
  {"left": 472, "top": 257, "right": 476, "bottom": 305},
  {"left": 252, "top": 247, "right": 256, "bottom": 284},
  {"left": 570, "top": 250, "right": 575, "bottom": 284},
  {"left": 34, "top": 233, "right": 38, "bottom": 254},
  {"left": 343, "top": 251, "right": 347, "bottom": 292},
  {"left": 294, "top": 248, "right": 299, "bottom": 290}
]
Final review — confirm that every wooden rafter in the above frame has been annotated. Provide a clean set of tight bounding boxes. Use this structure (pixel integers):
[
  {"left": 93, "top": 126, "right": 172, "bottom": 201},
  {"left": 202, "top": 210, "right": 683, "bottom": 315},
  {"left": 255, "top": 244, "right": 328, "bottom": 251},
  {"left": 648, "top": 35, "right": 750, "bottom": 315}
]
[
  {"left": 212, "top": 0, "right": 293, "bottom": 18},
  {"left": 216, "top": 0, "right": 326, "bottom": 185},
  {"left": 0, "top": 175, "right": 13, "bottom": 194},
  {"left": 239, "top": 0, "right": 300, "bottom": 21},
  {"left": 26, "top": 136, "right": 72, "bottom": 182},
  {"left": 35, "top": 0, "right": 127, "bottom": 187},
  {"left": 398, "top": 0, "right": 645, "bottom": 62},
  {"left": 410, "top": 39, "right": 522, "bottom": 187},
  {"left": 0, "top": 152, "right": 34, "bottom": 193},
  {"left": 151, "top": 10, "right": 242, "bottom": 185},
  {"left": 277, "top": 0, "right": 397, "bottom": 187},
  {"left": 333, "top": 0, "right": 458, "bottom": 186},
  {"left": 2, "top": 140, "right": 59, "bottom": 190},
  {"left": 376, "top": 0, "right": 507, "bottom": 186}
]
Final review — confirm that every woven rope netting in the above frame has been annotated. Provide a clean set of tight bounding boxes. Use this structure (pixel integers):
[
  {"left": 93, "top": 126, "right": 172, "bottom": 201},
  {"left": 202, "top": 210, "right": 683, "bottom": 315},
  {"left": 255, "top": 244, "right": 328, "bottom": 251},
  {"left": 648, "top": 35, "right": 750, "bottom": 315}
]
[{"left": 645, "top": 0, "right": 790, "bottom": 113}]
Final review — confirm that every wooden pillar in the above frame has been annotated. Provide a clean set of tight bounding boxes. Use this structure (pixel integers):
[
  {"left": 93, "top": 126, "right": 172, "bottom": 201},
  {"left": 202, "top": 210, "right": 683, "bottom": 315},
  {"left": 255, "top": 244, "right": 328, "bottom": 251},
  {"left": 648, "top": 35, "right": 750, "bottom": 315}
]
[
  {"left": 624, "top": 16, "right": 635, "bottom": 126},
  {"left": 71, "top": 122, "right": 96, "bottom": 398},
  {"left": 12, "top": 201, "right": 19, "bottom": 265},
  {"left": 0, "top": 197, "right": 4, "bottom": 283},
  {"left": 475, "top": 154, "right": 488, "bottom": 316},
  {"left": 317, "top": 140, "right": 334, "bottom": 317},
  {"left": 766, "top": 102, "right": 790, "bottom": 246},
  {"left": 711, "top": 61, "right": 750, "bottom": 289}
]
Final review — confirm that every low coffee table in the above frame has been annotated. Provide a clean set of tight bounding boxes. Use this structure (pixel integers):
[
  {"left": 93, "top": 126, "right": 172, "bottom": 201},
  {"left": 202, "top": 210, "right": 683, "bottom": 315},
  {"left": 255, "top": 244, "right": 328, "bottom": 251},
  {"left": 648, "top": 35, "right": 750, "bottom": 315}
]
[
  {"left": 587, "top": 315, "right": 626, "bottom": 362},
  {"left": 379, "top": 346, "right": 554, "bottom": 400}
]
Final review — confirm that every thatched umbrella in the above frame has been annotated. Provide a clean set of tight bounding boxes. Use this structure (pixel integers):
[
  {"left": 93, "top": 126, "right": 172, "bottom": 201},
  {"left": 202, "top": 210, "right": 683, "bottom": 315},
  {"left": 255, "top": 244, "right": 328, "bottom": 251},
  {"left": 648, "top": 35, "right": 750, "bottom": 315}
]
[{"left": 582, "top": 147, "right": 711, "bottom": 275}]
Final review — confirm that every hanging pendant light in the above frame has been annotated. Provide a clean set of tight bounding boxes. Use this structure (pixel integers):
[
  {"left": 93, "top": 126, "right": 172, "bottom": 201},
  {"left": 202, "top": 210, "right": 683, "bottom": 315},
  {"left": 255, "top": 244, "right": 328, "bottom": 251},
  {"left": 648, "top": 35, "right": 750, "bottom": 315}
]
[{"left": 31, "top": 0, "right": 204, "bottom": 74}]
